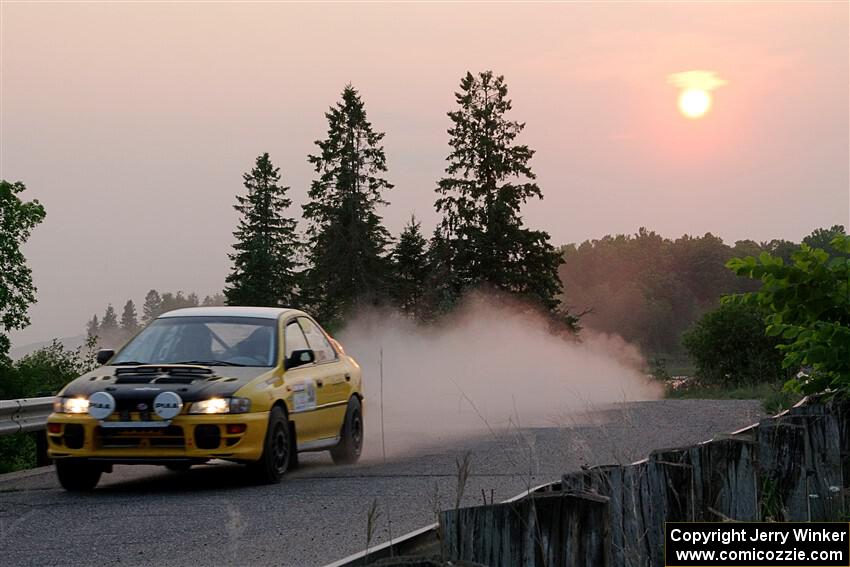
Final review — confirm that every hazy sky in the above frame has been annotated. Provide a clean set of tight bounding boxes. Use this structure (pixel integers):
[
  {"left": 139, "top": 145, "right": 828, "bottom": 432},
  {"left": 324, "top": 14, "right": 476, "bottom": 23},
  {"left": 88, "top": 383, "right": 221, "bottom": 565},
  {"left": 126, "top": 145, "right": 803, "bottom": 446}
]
[{"left": 2, "top": 2, "right": 848, "bottom": 346}]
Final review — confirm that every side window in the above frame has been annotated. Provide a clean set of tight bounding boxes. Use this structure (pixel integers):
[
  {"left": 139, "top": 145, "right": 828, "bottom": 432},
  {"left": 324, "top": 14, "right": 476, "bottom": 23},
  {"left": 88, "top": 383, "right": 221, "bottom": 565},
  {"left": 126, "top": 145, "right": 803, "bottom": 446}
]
[
  {"left": 298, "top": 317, "right": 336, "bottom": 363},
  {"left": 284, "top": 321, "right": 310, "bottom": 359}
]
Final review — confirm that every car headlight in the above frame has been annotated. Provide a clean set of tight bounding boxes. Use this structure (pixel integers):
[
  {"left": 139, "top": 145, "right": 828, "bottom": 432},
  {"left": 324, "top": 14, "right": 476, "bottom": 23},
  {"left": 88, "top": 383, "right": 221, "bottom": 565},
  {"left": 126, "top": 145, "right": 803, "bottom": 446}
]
[
  {"left": 188, "top": 397, "right": 251, "bottom": 414},
  {"left": 53, "top": 397, "right": 90, "bottom": 414}
]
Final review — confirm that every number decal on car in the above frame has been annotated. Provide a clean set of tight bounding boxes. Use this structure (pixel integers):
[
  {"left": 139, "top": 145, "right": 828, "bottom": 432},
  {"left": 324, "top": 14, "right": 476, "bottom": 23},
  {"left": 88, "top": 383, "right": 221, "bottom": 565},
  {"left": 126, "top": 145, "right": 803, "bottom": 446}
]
[{"left": 291, "top": 380, "right": 317, "bottom": 412}]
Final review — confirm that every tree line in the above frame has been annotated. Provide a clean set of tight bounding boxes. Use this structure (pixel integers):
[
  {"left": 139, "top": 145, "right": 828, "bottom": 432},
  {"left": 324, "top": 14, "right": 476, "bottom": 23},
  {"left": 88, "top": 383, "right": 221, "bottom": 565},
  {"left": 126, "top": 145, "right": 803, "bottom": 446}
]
[
  {"left": 84, "top": 290, "right": 225, "bottom": 348},
  {"left": 559, "top": 225, "right": 846, "bottom": 360},
  {"left": 223, "top": 72, "right": 567, "bottom": 330}
]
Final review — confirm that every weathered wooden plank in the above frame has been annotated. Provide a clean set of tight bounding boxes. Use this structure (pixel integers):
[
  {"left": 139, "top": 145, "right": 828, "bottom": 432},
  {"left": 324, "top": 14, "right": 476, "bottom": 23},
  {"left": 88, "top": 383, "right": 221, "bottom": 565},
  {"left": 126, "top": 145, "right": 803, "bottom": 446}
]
[
  {"left": 689, "top": 437, "right": 759, "bottom": 521},
  {"left": 649, "top": 447, "right": 695, "bottom": 522},
  {"left": 775, "top": 406, "right": 843, "bottom": 520},
  {"left": 439, "top": 492, "right": 609, "bottom": 567},
  {"left": 826, "top": 400, "right": 850, "bottom": 514},
  {"left": 619, "top": 461, "right": 653, "bottom": 566},
  {"left": 757, "top": 415, "right": 808, "bottom": 520}
]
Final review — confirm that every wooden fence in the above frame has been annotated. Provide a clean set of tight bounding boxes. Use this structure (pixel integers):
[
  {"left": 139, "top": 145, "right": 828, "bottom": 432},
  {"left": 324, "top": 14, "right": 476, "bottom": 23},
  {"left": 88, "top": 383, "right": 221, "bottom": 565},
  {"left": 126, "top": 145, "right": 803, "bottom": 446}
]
[{"left": 437, "top": 397, "right": 848, "bottom": 567}]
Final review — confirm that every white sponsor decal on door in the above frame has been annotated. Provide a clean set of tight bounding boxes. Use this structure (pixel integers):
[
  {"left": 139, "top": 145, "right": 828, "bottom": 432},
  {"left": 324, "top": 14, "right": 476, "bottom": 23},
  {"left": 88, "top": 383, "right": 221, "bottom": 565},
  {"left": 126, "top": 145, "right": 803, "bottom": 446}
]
[{"left": 292, "top": 380, "right": 317, "bottom": 412}]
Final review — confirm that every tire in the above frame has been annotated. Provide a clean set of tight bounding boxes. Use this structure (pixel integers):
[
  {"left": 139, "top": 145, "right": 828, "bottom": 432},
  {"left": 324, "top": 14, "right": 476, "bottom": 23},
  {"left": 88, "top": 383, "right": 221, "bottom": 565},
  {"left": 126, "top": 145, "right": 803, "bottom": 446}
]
[
  {"left": 56, "top": 459, "right": 102, "bottom": 492},
  {"left": 331, "top": 396, "right": 363, "bottom": 465},
  {"left": 247, "top": 406, "right": 291, "bottom": 484}
]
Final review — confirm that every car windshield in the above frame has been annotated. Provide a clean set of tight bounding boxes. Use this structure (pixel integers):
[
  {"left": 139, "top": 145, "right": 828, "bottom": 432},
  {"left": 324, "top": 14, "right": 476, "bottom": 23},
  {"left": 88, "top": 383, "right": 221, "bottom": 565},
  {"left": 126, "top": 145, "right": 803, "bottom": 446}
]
[{"left": 111, "top": 316, "right": 278, "bottom": 367}]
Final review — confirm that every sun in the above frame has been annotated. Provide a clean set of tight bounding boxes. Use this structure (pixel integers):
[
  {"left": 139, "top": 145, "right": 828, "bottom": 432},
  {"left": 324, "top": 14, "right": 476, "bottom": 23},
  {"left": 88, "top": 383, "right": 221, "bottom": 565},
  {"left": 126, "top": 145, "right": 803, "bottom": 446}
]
[
  {"left": 667, "top": 71, "right": 726, "bottom": 120},
  {"left": 678, "top": 88, "right": 711, "bottom": 119}
]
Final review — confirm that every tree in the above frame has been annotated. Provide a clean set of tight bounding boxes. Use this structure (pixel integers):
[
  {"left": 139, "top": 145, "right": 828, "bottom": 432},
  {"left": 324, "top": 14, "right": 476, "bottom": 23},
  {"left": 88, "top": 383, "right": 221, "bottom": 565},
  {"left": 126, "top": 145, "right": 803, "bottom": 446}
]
[
  {"left": 0, "top": 180, "right": 46, "bottom": 358},
  {"left": 225, "top": 153, "right": 300, "bottom": 308},
  {"left": 302, "top": 85, "right": 393, "bottom": 325},
  {"left": 202, "top": 293, "right": 226, "bottom": 306},
  {"left": 86, "top": 315, "right": 100, "bottom": 338},
  {"left": 727, "top": 234, "right": 850, "bottom": 394},
  {"left": 803, "top": 224, "right": 847, "bottom": 255},
  {"left": 682, "top": 301, "right": 788, "bottom": 388},
  {"left": 155, "top": 291, "right": 200, "bottom": 315},
  {"left": 390, "top": 215, "right": 430, "bottom": 316},
  {"left": 100, "top": 304, "right": 118, "bottom": 335},
  {"left": 120, "top": 300, "right": 139, "bottom": 336},
  {"left": 142, "top": 290, "right": 162, "bottom": 323},
  {"left": 434, "top": 71, "right": 563, "bottom": 312}
]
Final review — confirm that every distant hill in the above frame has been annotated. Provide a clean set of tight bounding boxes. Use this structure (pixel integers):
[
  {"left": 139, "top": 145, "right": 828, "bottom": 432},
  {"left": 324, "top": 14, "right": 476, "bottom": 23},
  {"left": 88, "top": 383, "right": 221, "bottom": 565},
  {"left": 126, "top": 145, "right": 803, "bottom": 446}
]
[{"left": 9, "top": 334, "right": 87, "bottom": 361}]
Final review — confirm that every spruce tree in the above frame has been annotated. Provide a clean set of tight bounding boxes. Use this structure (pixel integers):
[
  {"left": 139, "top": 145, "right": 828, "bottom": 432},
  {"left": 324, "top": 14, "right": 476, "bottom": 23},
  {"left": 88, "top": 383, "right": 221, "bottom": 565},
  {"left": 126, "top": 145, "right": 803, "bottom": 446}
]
[
  {"left": 101, "top": 304, "right": 118, "bottom": 333},
  {"left": 120, "top": 300, "right": 139, "bottom": 335},
  {"left": 435, "top": 71, "right": 563, "bottom": 311},
  {"left": 303, "top": 85, "right": 393, "bottom": 325},
  {"left": 142, "top": 290, "right": 162, "bottom": 323},
  {"left": 225, "top": 153, "right": 300, "bottom": 307},
  {"left": 99, "top": 304, "right": 119, "bottom": 345},
  {"left": 86, "top": 315, "right": 100, "bottom": 338},
  {"left": 390, "top": 215, "right": 430, "bottom": 317}
]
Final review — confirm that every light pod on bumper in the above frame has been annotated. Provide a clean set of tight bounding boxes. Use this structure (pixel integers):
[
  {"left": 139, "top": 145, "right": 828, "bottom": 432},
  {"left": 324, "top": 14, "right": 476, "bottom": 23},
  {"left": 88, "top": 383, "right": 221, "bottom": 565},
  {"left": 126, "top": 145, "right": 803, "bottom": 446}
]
[
  {"left": 153, "top": 391, "right": 183, "bottom": 419},
  {"left": 88, "top": 392, "right": 116, "bottom": 419}
]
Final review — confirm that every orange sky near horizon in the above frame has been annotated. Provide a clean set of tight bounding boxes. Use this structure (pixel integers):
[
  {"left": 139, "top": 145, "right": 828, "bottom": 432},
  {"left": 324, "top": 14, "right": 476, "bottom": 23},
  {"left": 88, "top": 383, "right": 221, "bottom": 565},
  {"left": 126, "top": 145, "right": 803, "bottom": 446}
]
[{"left": 1, "top": 1, "right": 848, "bottom": 345}]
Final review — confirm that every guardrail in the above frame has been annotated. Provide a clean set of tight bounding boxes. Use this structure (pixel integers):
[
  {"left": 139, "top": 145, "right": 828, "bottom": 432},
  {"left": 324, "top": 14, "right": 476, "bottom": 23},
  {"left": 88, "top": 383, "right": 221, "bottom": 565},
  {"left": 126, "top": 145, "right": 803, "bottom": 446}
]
[{"left": 0, "top": 397, "right": 54, "bottom": 436}]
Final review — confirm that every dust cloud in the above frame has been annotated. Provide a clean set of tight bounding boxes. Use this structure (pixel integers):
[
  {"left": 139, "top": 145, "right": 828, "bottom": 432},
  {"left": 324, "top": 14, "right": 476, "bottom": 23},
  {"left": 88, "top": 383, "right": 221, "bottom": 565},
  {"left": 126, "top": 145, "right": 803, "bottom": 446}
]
[{"left": 336, "top": 293, "right": 663, "bottom": 460}]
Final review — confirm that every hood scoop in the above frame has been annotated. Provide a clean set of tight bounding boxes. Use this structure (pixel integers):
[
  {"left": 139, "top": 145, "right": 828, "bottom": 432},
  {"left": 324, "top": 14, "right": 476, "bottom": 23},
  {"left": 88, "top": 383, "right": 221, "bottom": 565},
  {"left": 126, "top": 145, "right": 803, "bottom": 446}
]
[{"left": 114, "top": 365, "right": 218, "bottom": 385}]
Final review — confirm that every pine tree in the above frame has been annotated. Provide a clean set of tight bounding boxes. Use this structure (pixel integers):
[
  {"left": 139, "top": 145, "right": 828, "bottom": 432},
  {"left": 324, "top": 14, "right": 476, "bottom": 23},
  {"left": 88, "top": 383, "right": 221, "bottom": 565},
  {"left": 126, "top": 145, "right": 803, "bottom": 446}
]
[
  {"left": 225, "top": 153, "right": 300, "bottom": 307},
  {"left": 120, "top": 300, "right": 139, "bottom": 335},
  {"left": 435, "top": 71, "right": 564, "bottom": 311},
  {"left": 101, "top": 304, "right": 118, "bottom": 333},
  {"left": 390, "top": 215, "right": 430, "bottom": 317},
  {"left": 86, "top": 315, "right": 100, "bottom": 338},
  {"left": 302, "top": 85, "right": 393, "bottom": 325},
  {"left": 142, "top": 290, "right": 162, "bottom": 323}
]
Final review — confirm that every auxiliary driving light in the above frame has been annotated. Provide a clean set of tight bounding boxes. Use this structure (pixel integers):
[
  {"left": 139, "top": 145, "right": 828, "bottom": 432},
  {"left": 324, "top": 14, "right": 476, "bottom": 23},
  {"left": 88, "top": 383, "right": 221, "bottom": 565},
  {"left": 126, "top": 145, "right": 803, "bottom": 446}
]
[{"left": 88, "top": 391, "right": 116, "bottom": 419}]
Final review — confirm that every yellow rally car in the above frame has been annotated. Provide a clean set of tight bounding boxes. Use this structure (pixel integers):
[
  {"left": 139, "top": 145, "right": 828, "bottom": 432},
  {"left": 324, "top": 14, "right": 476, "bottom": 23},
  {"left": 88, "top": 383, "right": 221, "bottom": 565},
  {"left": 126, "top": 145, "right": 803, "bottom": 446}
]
[{"left": 47, "top": 307, "right": 363, "bottom": 491}]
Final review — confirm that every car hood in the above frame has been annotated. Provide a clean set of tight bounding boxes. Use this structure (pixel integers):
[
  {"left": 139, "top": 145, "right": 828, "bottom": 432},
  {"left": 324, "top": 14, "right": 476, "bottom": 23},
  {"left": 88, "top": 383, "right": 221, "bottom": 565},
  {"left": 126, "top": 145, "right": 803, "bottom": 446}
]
[{"left": 59, "top": 364, "right": 274, "bottom": 402}]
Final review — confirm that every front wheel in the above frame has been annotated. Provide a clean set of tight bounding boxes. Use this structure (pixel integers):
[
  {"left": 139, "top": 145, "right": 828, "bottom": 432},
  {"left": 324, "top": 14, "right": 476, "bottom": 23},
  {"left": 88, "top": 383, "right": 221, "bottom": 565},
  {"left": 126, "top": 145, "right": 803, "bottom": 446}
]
[
  {"left": 247, "top": 406, "right": 291, "bottom": 484},
  {"left": 56, "top": 459, "right": 102, "bottom": 492},
  {"left": 331, "top": 396, "right": 363, "bottom": 465}
]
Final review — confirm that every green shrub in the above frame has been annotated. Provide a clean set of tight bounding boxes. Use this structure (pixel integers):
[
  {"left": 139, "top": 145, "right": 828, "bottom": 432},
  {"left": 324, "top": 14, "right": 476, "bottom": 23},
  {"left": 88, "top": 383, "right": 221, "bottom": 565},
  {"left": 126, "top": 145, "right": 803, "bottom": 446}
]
[{"left": 682, "top": 301, "right": 790, "bottom": 388}]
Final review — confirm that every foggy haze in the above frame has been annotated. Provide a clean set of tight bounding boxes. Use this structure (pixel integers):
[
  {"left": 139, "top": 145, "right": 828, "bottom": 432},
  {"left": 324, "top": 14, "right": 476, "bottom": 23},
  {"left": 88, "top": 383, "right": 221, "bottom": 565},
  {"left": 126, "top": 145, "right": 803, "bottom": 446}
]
[{"left": 1, "top": 2, "right": 848, "bottom": 346}]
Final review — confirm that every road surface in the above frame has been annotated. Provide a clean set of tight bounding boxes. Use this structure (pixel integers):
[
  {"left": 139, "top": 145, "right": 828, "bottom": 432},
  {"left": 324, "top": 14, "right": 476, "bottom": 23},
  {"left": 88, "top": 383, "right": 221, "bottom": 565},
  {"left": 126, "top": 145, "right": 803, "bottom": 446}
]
[{"left": 0, "top": 399, "right": 762, "bottom": 566}]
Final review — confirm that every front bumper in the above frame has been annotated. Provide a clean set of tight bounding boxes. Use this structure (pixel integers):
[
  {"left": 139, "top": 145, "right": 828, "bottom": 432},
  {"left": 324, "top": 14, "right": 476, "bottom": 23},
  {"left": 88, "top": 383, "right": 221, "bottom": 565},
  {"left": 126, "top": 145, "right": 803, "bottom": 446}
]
[{"left": 46, "top": 411, "right": 269, "bottom": 462}]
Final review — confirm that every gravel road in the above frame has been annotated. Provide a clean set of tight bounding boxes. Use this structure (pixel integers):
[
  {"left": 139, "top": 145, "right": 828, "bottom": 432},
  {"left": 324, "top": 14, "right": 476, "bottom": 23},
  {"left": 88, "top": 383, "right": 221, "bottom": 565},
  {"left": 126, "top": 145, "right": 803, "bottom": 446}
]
[{"left": 0, "top": 399, "right": 763, "bottom": 567}]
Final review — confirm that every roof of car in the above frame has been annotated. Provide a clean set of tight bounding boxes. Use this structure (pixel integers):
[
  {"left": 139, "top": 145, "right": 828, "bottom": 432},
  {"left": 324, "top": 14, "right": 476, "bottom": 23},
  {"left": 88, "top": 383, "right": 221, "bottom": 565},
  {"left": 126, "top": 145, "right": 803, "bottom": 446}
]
[{"left": 158, "top": 306, "right": 302, "bottom": 320}]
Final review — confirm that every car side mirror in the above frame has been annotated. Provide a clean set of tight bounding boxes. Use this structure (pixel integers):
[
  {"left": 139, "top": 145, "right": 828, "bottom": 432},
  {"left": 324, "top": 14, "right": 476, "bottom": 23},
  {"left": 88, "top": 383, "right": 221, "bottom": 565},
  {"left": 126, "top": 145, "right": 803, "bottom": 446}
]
[
  {"left": 96, "top": 349, "right": 115, "bottom": 365},
  {"left": 285, "top": 349, "right": 315, "bottom": 370}
]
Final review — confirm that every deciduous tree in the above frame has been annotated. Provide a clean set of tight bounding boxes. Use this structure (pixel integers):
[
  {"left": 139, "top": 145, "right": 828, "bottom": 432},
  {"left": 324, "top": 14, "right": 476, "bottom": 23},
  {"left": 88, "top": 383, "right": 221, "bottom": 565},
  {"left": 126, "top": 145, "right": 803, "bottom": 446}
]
[
  {"left": 727, "top": 232, "right": 850, "bottom": 394},
  {"left": 0, "top": 180, "right": 45, "bottom": 358}
]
